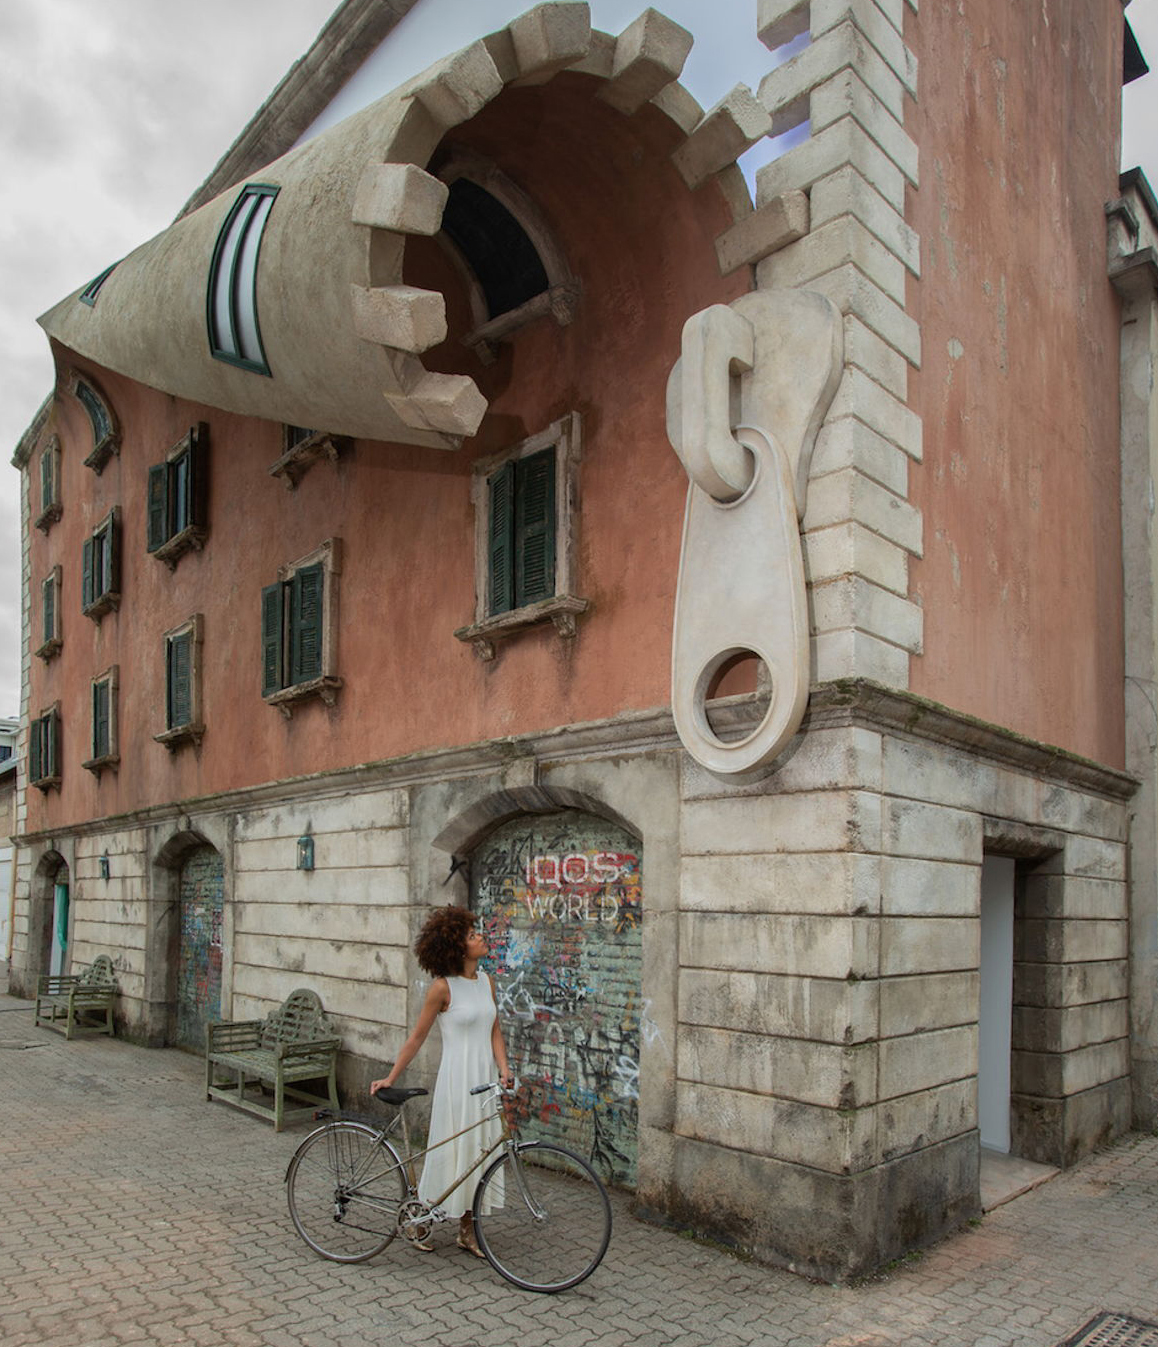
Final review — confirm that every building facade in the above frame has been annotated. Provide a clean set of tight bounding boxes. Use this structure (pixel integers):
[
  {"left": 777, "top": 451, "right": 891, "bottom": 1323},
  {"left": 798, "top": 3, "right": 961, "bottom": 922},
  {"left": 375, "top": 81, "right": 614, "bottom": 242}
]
[{"left": 9, "top": 0, "right": 1157, "bottom": 1280}]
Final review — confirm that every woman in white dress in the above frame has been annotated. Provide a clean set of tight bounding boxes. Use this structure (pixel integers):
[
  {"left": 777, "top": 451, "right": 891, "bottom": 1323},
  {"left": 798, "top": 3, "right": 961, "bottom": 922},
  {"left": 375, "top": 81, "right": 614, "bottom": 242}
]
[{"left": 370, "top": 905, "right": 512, "bottom": 1257}]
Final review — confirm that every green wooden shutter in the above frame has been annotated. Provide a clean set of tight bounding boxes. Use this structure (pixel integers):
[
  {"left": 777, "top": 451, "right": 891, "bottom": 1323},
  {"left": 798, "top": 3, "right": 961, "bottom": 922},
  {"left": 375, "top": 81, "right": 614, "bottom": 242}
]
[
  {"left": 47, "top": 710, "right": 59, "bottom": 777},
  {"left": 81, "top": 537, "right": 94, "bottom": 610},
  {"left": 93, "top": 680, "right": 110, "bottom": 759},
  {"left": 261, "top": 583, "right": 284, "bottom": 695},
  {"left": 106, "top": 514, "right": 121, "bottom": 597},
  {"left": 42, "top": 576, "right": 55, "bottom": 644},
  {"left": 30, "top": 717, "right": 42, "bottom": 783},
  {"left": 146, "top": 463, "right": 169, "bottom": 551},
  {"left": 514, "top": 449, "right": 556, "bottom": 607},
  {"left": 40, "top": 447, "right": 54, "bottom": 512},
  {"left": 289, "top": 563, "right": 324, "bottom": 685},
  {"left": 488, "top": 461, "right": 516, "bottom": 615},
  {"left": 167, "top": 632, "right": 192, "bottom": 729},
  {"left": 189, "top": 423, "right": 209, "bottom": 531}
]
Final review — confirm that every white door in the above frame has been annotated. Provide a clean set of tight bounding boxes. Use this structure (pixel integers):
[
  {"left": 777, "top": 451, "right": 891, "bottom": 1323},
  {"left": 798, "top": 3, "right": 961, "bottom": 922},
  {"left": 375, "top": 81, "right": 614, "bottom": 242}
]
[{"left": 978, "top": 855, "right": 1015, "bottom": 1153}]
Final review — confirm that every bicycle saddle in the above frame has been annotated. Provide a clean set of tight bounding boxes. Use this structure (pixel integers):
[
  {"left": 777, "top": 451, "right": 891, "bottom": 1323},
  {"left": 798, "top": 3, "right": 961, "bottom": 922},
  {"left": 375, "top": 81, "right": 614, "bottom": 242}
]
[{"left": 374, "top": 1086, "right": 428, "bottom": 1106}]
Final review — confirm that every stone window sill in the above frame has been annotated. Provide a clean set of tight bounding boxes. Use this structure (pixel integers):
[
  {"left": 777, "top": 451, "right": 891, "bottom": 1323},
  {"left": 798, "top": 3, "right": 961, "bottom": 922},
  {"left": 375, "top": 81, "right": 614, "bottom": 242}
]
[
  {"left": 35, "top": 502, "right": 63, "bottom": 534},
  {"left": 35, "top": 638, "right": 62, "bottom": 663},
  {"left": 153, "top": 525, "right": 208, "bottom": 571},
  {"left": 454, "top": 594, "right": 588, "bottom": 661},
  {"left": 154, "top": 723, "right": 205, "bottom": 751},
  {"left": 82, "top": 753, "right": 119, "bottom": 778},
  {"left": 264, "top": 675, "right": 342, "bottom": 718},
  {"left": 269, "top": 433, "right": 349, "bottom": 489}
]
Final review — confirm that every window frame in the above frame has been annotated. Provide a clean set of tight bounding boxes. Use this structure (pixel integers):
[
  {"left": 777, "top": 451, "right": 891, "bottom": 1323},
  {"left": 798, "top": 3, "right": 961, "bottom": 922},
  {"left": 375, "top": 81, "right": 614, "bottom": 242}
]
[
  {"left": 455, "top": 413, "right": 587, "bottom": 660},
  {"left": 82, "top": 507, "right": 121, "bottom": 621},
  {"left": 147, "top": 423, "right": 209, "bottom": 567},
  {"left": 207, "top": 182, "right": 279, "bottom": 376},
  {"left": 69, "top": 371, "right": 120, "bottom": 474},
  {"left": 35, "top": 436, "right": 62, "bottom": 533},
  {"left": 434, "top": 152, "right": 579, "bottom": 365},
  {"left": 29, "top": 704, "right": 62, "bottom": 792},
  {"left": 261, "top": 538, "right": 342, "bottom": 716},
  {"left": 36, "top": 565, "right": 62, "bottom": 661},
  {"left": 155, "top": 614, "right": 205, "bottom": 750},
  {"left": 78, "top": 261, "right": 119, "bottom": 307},
  {"left": 83, "top": 666, "right": 120, "bottom": 777}
]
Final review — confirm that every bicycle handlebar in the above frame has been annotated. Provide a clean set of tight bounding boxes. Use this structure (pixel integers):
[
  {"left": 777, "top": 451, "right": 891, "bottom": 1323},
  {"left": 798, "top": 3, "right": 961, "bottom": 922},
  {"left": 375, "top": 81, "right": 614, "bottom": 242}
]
[{"left": 470, "top": 1079, "right": 514, "bottom": 1096}]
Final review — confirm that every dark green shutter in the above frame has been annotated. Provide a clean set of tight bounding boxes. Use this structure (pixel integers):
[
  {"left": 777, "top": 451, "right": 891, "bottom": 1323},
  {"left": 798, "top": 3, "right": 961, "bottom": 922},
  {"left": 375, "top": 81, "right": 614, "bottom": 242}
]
[
  {"left": 93, "top": 680, "right": 110, "bottom": 759},
  {"left": 81, "top": 537, "right": 94, "bottom": 610},
  {"left": 30, "top": 717, "right": 42, "bottom": 783},
  {"left": 46, "top": 710, "right": 58, "bottom": 777},
  {"left": 289, "top": 563, "right": 324, "bottom": 685},
  {"left": 147, "top": 463, "right": 169, "bottom": 551},
  {"left": 106, "top": 514, "right": 120, "bottom": 597},
  {"left": 167, "top": 632, "right": 192, "bottom": 729},
  {"left": 488, "top": 461, "right": 516, "bottom": 615},
  {"left": 189, "top": 423, "right": 209, "bottom": 531},
  {"left": 261, "top": 583, "right": 284, "bottom": 695},
  {"left": 514, "top": 449, "right": 556, "bottom": 607},
  {"left": 40, "top": 448, "right": 53, "bottom": 512},
  {"left": 42, "top": 576, "right": 55, "bottom": 644}
]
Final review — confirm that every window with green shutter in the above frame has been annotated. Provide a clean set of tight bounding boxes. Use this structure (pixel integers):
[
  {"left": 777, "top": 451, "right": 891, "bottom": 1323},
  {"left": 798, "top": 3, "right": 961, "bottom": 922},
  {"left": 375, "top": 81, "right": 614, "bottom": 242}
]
[
  {"left": 37, "top": 567, "right": 62, "bottom": 661},
  {"left": 36, "top": 436, "right": 62, "bottom": 532},
  {"left": 261, "top": 540, "right": 342, "bottom": 715},
  {"left": 29, "top": 706, "right": 61, "bottom": 790},
  {"left": 82, "top": 509, "right": 120, "bottom": 621},
  {"left": 456, "top": 414, "right": 586, "bottom": 659},
  {"left": 487, "top": 449, "right": 556, "bottom": 616},
  {"left": 82, "top": 669, "right": 118, "bottom": 777},
  {"left": 147, "top": 424, "right": 209, "bottom": 565},
  {"left": 156, "top": 615, "right": 205, "bottom": 750}
]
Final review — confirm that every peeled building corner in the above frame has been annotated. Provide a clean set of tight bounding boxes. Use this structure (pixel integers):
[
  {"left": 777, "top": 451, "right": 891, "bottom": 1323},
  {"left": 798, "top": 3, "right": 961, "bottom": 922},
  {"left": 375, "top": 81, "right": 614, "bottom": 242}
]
[{"left": 11, "top": 0, "right": 1158, "bottom": 1289}]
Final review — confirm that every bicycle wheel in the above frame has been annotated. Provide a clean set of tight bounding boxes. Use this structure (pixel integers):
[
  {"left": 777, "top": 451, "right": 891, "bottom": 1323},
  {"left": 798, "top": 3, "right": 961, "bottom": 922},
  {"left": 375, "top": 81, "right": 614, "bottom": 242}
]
[
  {"left": 286, "top": 1121, "right": 405, "bottom": 1262},
  {"left": 473, "top": 1142, "right": 612, "bottom": 1292}
]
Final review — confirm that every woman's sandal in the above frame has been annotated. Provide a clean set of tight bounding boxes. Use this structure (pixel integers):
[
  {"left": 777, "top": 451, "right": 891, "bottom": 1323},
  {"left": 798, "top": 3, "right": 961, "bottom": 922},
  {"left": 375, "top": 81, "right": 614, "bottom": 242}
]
[{"left": 456, "top": 1231, "right": 486, "bottom": 1259}]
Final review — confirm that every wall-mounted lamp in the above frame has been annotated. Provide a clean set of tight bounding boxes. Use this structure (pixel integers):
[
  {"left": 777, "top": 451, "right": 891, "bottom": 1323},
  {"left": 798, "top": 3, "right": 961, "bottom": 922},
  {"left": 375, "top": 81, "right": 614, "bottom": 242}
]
[
  {"left": 99, "top": 854, "right": 110, "bottom": 881},
  {"left": 296, "top": 834, "right": 315, "bottom": 872}
]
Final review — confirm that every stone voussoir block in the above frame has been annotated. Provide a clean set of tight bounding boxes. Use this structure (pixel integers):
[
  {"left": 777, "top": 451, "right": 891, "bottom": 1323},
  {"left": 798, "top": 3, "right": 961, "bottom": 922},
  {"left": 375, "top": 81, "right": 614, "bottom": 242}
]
[
  {"left": 412, "top": 40, "right": 504, "bottom": 129},
  {"left": 350, "top": 283, "right": 446, "bottom": 354},
  {"left": 757, "top": 117, "right": 905, "bottom": 213},
  {"left": 508, "top": 0, "right": 592, "bottom": 83},
  {"left": 811, "top": 0, "right": 917, "bottom": 95},
  {"left": 810, "top": 67, "right": 918, "bottom": 186},
  {"left": 671, "top": 85, "right": 772, "bottom": 190},
  {"left": 597, "top": 8, "right": 693, "bottom": 115},
  {"left": 351, "top": 163, "right": 449, "bottom": 235},
  {"left": 811, "top": 164, "right": 920, "bottom": 274}
]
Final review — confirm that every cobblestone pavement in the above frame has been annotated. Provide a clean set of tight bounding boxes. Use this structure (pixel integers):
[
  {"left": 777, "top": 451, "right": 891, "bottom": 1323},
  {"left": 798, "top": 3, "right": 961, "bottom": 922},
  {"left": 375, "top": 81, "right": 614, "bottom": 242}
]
[{"left": 3, "top": 992, "right": 1157, "bottom": 1347}]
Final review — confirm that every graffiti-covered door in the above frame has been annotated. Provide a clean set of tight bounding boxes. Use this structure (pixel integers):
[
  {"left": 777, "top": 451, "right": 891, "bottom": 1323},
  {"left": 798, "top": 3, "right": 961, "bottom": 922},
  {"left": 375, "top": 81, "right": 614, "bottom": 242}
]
[
  {"left": 175, "top": 845, "right": 224, "bottom": 1050},
  {"left": 472, "top": 812, "right": 642, "bottom": 1188}
]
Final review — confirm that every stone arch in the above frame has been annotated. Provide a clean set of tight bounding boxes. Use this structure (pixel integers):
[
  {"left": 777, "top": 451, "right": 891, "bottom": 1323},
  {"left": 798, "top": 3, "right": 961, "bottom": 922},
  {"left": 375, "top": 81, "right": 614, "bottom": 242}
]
[
  {"left": 431, "top": 784, "right": 640, "bottom": 860},
  {"left": 30, "top": 847, "right": 71, "bottom": 978},
  {"left": 149, "top": 822, "right": 231, "bottom": 1049}
]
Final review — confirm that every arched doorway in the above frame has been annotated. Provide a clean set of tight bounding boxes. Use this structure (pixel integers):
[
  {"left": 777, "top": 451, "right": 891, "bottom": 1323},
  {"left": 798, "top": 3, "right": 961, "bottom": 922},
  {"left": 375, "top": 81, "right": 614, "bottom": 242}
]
[
  {"left": 174, "top": 844, "right": 224, "bottom": 1050},
  {"left": 29, "top": 851, "right": 70, "bottom": 979},
  {"left": 470, "top": 811, "right": 642, "bottom": 1188}
]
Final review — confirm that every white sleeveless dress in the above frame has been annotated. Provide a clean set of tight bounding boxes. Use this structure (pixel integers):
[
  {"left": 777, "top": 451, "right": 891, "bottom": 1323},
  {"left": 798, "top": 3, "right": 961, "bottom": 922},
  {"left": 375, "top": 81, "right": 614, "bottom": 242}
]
[{"left": 417, "top": 972, "right": 505, "bottom": 1217}]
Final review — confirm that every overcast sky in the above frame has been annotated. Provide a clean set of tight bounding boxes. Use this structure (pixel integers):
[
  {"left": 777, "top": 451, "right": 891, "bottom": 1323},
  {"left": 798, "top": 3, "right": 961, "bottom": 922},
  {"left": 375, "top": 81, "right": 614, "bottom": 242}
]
[{"left": 0, "top": 0, "right": 1155, "bottom": 723}]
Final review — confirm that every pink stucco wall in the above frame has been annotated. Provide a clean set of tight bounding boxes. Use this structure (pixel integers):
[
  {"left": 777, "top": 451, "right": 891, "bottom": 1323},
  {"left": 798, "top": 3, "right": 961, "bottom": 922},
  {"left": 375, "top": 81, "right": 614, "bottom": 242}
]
[
  {"left": 906, "top": 0, "right": 1126, "bottom": 767},
  {"left": 26, "top": 75, "right": 746, "bottom": 830}
]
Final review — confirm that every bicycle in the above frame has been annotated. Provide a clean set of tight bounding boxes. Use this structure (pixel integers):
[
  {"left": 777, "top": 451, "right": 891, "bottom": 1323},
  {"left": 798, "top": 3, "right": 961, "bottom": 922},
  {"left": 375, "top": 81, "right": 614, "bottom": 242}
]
[{"left": 284, "top": 1079, "right": 612, "bottom": 1294}]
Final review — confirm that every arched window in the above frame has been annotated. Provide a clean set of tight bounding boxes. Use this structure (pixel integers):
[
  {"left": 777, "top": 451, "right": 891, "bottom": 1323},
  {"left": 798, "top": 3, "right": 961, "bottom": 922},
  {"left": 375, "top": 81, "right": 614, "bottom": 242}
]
[
  {"left": 68, "top": 371, "right": 119, "bottom": 474},
  {"left": 434, "top": 154, "right": 578, "bottom": 362}
]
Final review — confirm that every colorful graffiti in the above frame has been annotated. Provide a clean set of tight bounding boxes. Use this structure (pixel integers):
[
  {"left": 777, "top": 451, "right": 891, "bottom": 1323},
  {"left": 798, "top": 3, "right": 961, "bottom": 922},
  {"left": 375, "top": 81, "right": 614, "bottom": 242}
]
[
  {"left": 175, "top": 845, "right": 224, "bottom": 1051},
  {"left": 471, "top": 813, "right": 642, "bottom": 1188}
]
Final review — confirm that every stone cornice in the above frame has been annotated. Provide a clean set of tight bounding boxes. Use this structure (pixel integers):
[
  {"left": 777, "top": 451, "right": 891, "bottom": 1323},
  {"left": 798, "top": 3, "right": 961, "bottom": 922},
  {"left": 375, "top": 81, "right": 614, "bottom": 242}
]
[{"left": 16, "top": 680, "right": 1137, "bottom": 845}]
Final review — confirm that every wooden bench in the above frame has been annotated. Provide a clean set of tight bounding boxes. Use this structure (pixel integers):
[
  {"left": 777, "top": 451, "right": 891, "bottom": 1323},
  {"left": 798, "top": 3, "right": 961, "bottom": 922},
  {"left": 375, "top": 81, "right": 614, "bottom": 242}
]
[
  {"left": 205, "top": 988, "right": 340, "bottom": 1131},
  {"left": 35, "top": 954, "right": 119, "bottom": 1039}
]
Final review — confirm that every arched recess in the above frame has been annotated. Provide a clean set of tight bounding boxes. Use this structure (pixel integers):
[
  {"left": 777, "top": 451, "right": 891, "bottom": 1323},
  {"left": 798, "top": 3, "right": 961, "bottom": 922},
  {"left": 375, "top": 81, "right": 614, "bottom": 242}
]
[
  {"left": 151, "top": 827, "right": 228, "bottom": 1051},
  {"left": 31, "top": 849, "right": 71, "bottom": 978},
  {"left": 435, "top": 788, "right": 644, "bottom": 1189}
]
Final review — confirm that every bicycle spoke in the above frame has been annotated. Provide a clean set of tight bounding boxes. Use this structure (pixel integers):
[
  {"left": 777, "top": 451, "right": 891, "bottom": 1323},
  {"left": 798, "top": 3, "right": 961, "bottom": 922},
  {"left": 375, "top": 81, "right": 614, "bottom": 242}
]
[
  {"left": 473, "top": 1143, "right": 612, "bottom": 1293},
  {"left": 287, "top": 1122, "right": 405, "bottom": 1263}
]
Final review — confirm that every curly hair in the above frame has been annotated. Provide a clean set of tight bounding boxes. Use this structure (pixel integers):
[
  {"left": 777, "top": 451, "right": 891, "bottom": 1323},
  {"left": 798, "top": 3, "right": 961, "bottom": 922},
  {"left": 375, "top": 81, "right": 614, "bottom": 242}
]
[{"left": 414, "top": 905, "right": 474, "bottom": 978}]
